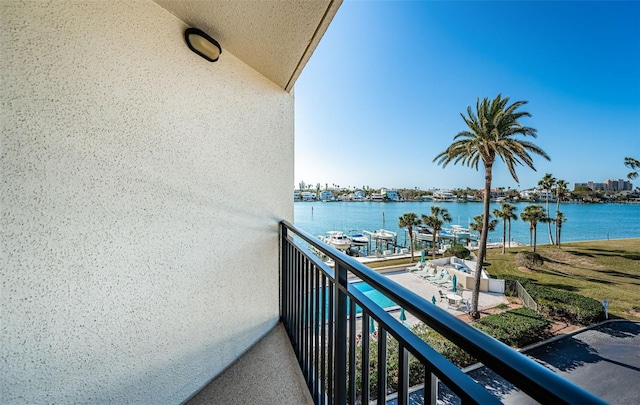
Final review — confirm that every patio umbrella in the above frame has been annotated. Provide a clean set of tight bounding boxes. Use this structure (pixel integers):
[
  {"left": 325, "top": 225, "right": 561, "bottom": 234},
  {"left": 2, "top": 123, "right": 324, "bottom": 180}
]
[
  {"left": 421, "top": 250, "right": 425, "bottom": 263},
  {"left": 431, "top": 295, "right": 436, "bottom": 304},
  {"left": 400, "top": 307, "right": 407, "bottom": 321},
  {"left": 452, "top": 274, "right": 458, "bottom": 293},
  {"left": 369, "top": 316, "right": 375, "bottom": 333}
]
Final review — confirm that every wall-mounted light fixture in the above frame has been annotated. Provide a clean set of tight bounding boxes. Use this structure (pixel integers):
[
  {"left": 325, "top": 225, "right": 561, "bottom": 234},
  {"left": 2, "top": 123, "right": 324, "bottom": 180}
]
[{"left": 185, "top": 28, "right": 221, "bottom": 62}]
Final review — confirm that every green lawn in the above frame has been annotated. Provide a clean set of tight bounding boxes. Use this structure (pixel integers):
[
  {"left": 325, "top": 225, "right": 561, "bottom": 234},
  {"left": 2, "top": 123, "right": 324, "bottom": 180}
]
[{"left": 483, "top": 239, "right": 640, "bottom": 319}]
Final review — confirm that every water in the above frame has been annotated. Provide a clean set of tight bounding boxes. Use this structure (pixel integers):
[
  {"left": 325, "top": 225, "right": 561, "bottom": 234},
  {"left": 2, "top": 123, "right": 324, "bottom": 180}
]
[{"left": 294, "top": 201, "right": 640, "bottom": 246}]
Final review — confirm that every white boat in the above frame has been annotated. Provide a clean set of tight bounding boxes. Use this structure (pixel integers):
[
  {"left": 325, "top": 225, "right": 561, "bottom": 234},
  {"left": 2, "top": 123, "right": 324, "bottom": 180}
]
[
  {"left": 322, "top": 231, "right": 352, "bottom": 250},
  {"left": 366, "top": 229, "right": 397, "bottom": 241},
  {"left": 348, "top": 230, "right": 369, "bottom": 246}
]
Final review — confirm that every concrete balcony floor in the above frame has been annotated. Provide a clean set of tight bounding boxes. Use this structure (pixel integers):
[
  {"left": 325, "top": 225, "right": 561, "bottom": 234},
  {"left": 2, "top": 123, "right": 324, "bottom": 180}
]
[{"left": 186, "top": 323, "right": 313, "bottom": 405}]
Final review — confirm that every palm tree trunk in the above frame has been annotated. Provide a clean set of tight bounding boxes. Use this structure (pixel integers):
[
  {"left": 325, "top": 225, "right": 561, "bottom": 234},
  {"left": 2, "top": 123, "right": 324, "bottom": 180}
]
[
  {"left": 546, "top": 196, "right": 554, "bottom": 245},
  {"left": 533, "top": 225, "right": 537, "bottom": 252},
  {"left": 409, "top": 227, "right": 414, "bottom": 262},
  {"left": 431, "top": 232, "right": 437, "bottom": 259},
  {"left": 501, "top": 218, "right": 506, "bottom": 254},
  {"left": 471, "top": 165, "right": 492, "bottom": 319},
  {"left": 558, "top": 225, "right": 562, "bottom": 249},
  {"left": 507, "top": 219, "right": 512, "bottom": 248}
]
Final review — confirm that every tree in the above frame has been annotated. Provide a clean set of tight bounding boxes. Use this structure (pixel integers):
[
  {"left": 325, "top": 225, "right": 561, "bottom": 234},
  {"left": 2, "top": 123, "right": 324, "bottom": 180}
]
[
  {"left": 469, "top": 213, "right": 498, "bottom": 234},
  {"left": 625, "top": 157, "right": 640, "bottom": 180},
  {"left": 493, "top": 203, "right": 517, "bottom": 253},
  {"left": 554, "top": 179, "right": 569, "bottom": 246},
  {"left": 421, "top": 206, "right": 452, "bottom": 259},
  {"left": 433, "top": 94, "right": 550, "bottom": 318},
  {"left": 555, "top": 211, "right": 567, "bottom": 249},
  {"left": 538, "top": 173, "right": 556, "bottom": 245},
  {"left": 520, "top": 205, "right": 546, "bottom": 252},
  {"left": 398, "top": 213, "right": 421, "bottom": 262}
]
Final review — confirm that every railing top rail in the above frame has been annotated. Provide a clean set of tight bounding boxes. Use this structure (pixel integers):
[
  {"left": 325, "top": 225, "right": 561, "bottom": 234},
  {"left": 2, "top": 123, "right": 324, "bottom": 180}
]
[{"left": 281, "top": 220, "right": 606, "bottom": 405}]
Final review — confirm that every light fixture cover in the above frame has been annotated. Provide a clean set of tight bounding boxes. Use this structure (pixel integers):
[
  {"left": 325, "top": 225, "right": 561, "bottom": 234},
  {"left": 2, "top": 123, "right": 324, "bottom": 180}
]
[{"left": 185, "top": 28, "right": 221, "bottom": 62}]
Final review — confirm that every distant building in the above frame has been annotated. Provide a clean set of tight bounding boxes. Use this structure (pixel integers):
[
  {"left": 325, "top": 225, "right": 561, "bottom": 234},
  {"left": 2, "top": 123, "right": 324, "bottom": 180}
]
[
  {"left": 319, "top": 190, "right": 334, "bottom": 201},
  {"left": 574, "top": 181, "right": 606, "bottom": 191},
  {"left": 604, "top": 178, "right": 632, "bottom": 191},
  {"left": 381, "top": 188, "right": 400, "bottom": 201},
  {"left": 301, "top": 192, "right": 316, "bottom": 201}
]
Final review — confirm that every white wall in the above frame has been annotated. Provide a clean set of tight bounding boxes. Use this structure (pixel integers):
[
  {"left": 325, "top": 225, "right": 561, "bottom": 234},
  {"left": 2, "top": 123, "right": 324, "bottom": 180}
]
[{"left": 1, "top": 1, "right": 292, "bottom": 403}]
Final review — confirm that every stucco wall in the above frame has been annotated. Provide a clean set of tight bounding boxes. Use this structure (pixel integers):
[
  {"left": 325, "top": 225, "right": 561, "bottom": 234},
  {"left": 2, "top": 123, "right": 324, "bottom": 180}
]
[{"left": 1, "top": 1, "right": 292, "bottom": 403}]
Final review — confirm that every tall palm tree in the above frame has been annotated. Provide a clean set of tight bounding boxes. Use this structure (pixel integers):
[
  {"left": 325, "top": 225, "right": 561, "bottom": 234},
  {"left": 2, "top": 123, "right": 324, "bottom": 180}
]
[
  {"left": 421, "top": 206, "right": 452, "bottom": 259},
  {"left": 538, "top": 173, "right": 556, "bottom": 245},
  {"left": 520, "top": 205, "right": 545, "bottom": 252},
  {"left": 555, "top": 211, "right": 567, "bottom": 249},
  {"left": 398, "top": 212, "right": 421, "bottom": 262},
  {"left": 493, "top": 203, "right": 517, "bottom": 253},
  {"left": 434, "top": 94, "right": 550, "bottom": 318}
]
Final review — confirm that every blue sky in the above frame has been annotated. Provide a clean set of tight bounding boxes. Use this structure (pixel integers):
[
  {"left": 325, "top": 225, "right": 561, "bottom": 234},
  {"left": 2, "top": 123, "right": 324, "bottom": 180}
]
[{"left": 294, "top": 1, "right": 640, "bottom": 191}]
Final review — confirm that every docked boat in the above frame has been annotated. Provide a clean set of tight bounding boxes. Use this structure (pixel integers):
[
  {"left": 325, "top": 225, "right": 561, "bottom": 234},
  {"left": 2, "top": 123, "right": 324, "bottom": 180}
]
[
  {"left": 365, "top": 229, "right": 397, "bottom": 241},
  {"left": 321, "top": 231, "right": 352, "bottom": 250},
  {"left": 348, "top": 230, "right": 369, "bottom": 246}
]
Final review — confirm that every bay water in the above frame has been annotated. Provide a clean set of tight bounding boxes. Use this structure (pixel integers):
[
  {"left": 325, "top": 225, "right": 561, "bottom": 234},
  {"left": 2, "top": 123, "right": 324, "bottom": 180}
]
[{"left": 294, "top": 201, "right": 640, "bottom": 246}]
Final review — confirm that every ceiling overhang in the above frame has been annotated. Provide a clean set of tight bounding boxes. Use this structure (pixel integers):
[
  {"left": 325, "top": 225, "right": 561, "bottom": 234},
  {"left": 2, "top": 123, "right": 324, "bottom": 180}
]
[{"left": 155, "top": 0, "right": 342, "bottom": 92}]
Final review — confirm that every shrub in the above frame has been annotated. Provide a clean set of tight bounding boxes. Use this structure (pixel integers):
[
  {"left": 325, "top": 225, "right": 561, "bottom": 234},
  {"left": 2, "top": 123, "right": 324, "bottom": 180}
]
[
  {"left": 444, "top": 244, "right": 471, "bottom": 259},
  {"left": 498, "top": 275, "right": 604, "bottom": 325},
  {"left": 475, "top": 308, "right": 550, "bottom": 347},
  {"left": 514, "top": 251, "right": 544, "bottom": 268}
]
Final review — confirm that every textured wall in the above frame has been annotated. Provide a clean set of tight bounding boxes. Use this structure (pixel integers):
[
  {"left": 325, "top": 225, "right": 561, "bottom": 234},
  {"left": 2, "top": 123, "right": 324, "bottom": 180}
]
[{"left": 1, "top": 1, "right": 292, "bottom": 403}]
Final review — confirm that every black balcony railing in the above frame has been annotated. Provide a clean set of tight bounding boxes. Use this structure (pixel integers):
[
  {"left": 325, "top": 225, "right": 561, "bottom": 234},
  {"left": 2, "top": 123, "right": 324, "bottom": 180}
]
[{"left": 280, "top": 221, "right": 605, "bottom": 405}]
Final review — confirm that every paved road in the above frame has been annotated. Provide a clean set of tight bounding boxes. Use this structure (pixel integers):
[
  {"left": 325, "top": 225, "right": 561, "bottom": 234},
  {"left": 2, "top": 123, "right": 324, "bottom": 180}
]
[
  {"left": 387, "top": 320, "right": 640, "bottom": 405},
  {"left": 474, "top": 320, "right": 640, "bottom": 404}
]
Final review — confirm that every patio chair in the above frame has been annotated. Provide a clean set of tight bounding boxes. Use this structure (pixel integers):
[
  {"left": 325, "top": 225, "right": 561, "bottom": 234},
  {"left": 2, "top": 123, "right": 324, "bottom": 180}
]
[{"left": 438, "top": 290, "right": 447, "bottom": 302}]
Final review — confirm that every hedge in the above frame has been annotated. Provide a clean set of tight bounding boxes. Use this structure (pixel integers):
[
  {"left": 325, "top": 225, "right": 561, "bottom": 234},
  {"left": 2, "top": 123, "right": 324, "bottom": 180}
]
[
  {"left": 475, "top": 308, "right": 550, "bottom": 347},
  {"left": 499, "top": 275, "right": 604, "bottom": 325}
]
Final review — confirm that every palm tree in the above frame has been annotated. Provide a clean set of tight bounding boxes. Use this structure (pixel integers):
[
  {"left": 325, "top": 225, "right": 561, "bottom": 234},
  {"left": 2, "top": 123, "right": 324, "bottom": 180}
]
[
  {"left": 625, "top": 157, "right": 639, "bottom": 180},
  {"left": 493, "top": 203, "right": 517, "bottom": 253},
  {"left": 433, "top": 94, "right": 550, "bottom": 318},
  {"left": 398, "top": 212, "right": 421, "bottom": 262},
  {"left": 520, "top": 205, "right": 545, "bottom": 252},
  {"left": 469, "top": 213, "right": 498, "bottom": 234},
  {"left": 421, "top": 206, "right": 452, "bottom": 259},
  {"left": 555, "top": 211, "right": 567, "bottom": 249},
  {"left": 538, "top": 173, "right": 556, "bottom": 245}
]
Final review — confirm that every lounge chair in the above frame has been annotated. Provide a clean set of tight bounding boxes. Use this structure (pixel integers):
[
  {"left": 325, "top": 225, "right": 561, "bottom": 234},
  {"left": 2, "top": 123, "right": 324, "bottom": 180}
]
[
  {"left": 415, "top": 266, "right": 436, "bottom": 279},
  {"left": 406, "top": 262, "right": 424, "bottom": 272},
  {"left": 426, "top": 269, "right": 445, "bottom": 281},
  {"left": 435, "top": 273, "right": 451, "bottom": 285}
]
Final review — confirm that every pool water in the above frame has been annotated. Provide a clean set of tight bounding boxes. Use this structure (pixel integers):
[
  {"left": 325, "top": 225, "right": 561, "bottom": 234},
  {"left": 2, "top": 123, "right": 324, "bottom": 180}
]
[{"left": 352, "top": 282, "right": 397, "bottom": 313}]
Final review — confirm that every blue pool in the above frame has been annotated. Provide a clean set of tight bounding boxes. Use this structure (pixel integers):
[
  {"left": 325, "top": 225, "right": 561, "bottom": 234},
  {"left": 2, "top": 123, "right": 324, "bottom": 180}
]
[{"left": 351, "top": 282, "right": 397, "bottom": 314}]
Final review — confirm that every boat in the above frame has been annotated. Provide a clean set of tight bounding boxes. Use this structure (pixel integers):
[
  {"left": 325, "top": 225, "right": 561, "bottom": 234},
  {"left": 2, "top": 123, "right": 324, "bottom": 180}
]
[
  {"left": 348, "top": 230, "right": 369, "bottom": 246},
  {"left": 365, "top": 229, "right": 397, "bottom": 241},
  {"left": 321, "top": 231, "right": 352, "bottom": 250}
]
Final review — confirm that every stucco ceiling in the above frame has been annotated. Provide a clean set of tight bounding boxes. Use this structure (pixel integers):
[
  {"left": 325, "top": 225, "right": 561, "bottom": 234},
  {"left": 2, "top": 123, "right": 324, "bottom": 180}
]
[{"left": 154, "top": 0, "right": 341, "bottom": 92}]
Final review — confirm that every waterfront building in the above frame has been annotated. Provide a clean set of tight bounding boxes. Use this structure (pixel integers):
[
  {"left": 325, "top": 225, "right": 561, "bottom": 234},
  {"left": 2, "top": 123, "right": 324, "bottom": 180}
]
[
  {"left": 319, "top": 190, "right": 335, "bottom": 201},
  {"left": 301, "top": 191, "right": 316, "bottom": 201},
  {"left": 604, "top": 178, "right": 633, "bottom": 191}
]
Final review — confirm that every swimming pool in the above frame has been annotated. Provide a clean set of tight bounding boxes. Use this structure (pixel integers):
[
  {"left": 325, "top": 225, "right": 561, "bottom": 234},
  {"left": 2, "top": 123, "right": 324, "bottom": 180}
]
[{"left": 351, "top": 281, "right": 397, "bottom": 314}]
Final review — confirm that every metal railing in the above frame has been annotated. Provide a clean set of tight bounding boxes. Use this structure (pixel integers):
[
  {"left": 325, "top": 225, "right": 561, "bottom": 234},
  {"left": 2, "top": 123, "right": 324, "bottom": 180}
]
[
  {"left": 505, "top": 279, "right": 538, "bottom": 311},
  {"left": 280, "top": 221, "right": 604, "bottom": 405}
]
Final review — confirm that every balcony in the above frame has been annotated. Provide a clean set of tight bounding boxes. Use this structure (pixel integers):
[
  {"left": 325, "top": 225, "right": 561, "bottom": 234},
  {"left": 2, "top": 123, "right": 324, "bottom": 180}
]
[{"left": 279, "top": 220, "right": 606, "bottom": 404}]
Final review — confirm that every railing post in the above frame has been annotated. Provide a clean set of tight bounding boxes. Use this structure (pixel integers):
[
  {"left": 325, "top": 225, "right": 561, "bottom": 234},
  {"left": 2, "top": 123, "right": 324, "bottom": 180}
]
[
  {"left": 334, "top": 262, "right": 348, "bottom": 404},
  {"left": 280, "top": 223, "right": 287, "bottom": 321}
]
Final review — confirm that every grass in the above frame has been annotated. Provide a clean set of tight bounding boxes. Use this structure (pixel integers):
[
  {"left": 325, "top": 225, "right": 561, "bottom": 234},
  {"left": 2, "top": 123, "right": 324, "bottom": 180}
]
[{"left": 484, "top": 239, "right": 640, "bottom": 319}]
